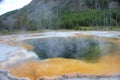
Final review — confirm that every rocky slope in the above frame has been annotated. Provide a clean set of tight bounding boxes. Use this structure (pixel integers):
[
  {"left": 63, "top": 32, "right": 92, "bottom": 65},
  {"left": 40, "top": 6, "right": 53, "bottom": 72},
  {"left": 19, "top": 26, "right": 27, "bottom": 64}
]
[
  {"left": 1, "top": 0, "right": 116, "bottom": 30},
  {"left": 1, "top": 0, "right": 83, "bottom": 29}
]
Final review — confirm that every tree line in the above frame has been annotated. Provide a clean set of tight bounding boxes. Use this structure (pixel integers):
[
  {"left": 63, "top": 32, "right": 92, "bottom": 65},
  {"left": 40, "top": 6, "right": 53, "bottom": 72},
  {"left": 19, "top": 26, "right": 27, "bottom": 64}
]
[{"left": 0, "top": 0, "right": 120, "bottom": 32}]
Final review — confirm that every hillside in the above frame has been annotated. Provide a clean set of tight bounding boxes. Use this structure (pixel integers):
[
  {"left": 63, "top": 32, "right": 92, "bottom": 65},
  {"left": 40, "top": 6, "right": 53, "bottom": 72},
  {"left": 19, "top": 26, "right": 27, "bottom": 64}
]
[{"left": 0, "top": 0, "right": 120, "bottom": 31}]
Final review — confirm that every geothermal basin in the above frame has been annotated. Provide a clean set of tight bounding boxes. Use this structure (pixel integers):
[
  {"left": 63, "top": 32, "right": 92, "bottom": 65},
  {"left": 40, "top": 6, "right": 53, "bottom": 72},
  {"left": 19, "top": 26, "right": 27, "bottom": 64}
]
[{"left": 0, "top": 31, "right": 120, "bottom": 80}]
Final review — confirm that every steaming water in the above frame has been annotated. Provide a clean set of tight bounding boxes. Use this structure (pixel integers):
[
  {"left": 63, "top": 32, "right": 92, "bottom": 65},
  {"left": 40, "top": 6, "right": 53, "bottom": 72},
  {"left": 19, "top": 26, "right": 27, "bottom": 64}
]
[
  {"left": 0, "top": 45, "right": 37, "bottom": 80},
  {"left": 24, "top": 37, "right": 118, "bottom": 62},
  {"left": 0, "top": 44, "right": 38, "bottom": 70},
  {"left": 0, "top": 44, "right": 18, "bottom": 62},
  {"left": 0, "top": 31, "right": 120, "bottom": 80}
]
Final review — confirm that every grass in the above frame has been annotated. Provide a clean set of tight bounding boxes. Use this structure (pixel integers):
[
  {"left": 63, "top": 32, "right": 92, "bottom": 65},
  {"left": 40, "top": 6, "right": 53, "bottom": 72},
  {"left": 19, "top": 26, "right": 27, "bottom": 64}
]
[{"left": 74, "top": 26, "right": 120, "bottom": 31}]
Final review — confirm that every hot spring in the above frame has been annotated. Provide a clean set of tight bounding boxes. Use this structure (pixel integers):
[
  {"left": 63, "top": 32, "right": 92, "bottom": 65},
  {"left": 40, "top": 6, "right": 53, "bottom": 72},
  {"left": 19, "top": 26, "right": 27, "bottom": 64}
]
[
  {"left": 23, "top": 37, "right": 119, "bottom": 62},
  {"left": 1, "top": 32, "right": 120, "bottom": 80}
]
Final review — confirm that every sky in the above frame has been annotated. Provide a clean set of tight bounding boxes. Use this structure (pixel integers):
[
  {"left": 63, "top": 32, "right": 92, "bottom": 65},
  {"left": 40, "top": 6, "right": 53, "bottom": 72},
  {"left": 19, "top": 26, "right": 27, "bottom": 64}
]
[{"left": 0, "top": 0, "right": 32, "bottom": 15}]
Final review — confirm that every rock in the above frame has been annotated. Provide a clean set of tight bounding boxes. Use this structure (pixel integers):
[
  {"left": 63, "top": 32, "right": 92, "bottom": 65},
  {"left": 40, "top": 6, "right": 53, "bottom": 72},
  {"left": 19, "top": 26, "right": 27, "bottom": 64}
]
[{"left": 38, "top": 73, "right": 120, "bottom": 80}]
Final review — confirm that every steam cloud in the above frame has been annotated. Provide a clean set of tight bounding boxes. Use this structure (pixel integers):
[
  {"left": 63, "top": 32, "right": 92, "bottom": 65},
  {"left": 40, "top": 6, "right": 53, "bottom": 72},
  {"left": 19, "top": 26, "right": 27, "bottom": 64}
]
[{"left": 24, "top": 37, "right": 117, "bottom": 61}]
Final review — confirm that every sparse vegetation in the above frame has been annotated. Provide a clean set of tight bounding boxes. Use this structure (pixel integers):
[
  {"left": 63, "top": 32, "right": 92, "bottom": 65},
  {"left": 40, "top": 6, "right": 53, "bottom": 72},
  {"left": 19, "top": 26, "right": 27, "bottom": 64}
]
[{"left": 0, "top": 0, "right": 120, "bottom": 32}]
